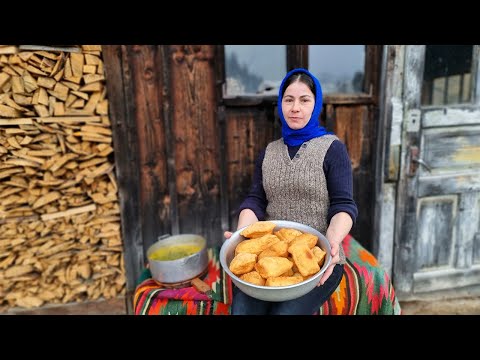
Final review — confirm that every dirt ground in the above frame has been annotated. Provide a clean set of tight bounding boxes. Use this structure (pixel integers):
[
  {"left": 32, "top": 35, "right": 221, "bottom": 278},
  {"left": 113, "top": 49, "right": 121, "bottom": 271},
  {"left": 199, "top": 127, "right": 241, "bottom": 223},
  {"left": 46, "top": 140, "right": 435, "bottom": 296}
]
[
  {"left": 3, "top": 297, "right": 128, "bottom": 315},
  {"left": 400, "top": 297, "right": 480, "bottom": 315},
  {"left": 4, "top": 296, "right": 480, "bottom": 315}
]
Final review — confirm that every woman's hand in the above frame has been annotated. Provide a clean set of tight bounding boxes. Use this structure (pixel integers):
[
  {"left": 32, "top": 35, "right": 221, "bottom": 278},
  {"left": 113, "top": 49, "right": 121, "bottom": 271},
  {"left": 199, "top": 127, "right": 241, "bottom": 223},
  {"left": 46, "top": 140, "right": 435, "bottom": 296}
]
[
  {"left": 317, "top": 239, "right": 339, "bottom": 286},
  {"left": 317, "top": 212, "right": 352, "bottom": 287},
  {"left": 224, "top": 209, "right": 259, "bottom": 241}
]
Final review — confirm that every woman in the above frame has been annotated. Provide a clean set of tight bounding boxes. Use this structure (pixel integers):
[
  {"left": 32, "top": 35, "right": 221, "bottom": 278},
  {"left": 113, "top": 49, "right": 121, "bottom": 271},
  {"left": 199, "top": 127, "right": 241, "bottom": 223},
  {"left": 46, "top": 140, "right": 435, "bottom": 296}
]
[{"left": 224, "top": 68, "right": 358, "bottom": 315}]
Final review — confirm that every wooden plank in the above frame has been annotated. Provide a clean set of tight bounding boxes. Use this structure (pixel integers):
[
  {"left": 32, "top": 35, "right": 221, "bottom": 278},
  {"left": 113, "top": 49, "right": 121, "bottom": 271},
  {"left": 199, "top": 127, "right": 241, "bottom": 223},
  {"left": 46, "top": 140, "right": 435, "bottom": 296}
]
[
  {"left": 423, "top": 108, "right": 480, "bottom": 127},
  {"left": 19, "top": 45, "right": 81, "bottom": 53},
  {"left": 418, "top": 173, "right": 480, "bottom": 196},
  {"left": 225, "top": 107, "right": 274, "bottom": 229},
  {"left": 217, "top": 105, "right": 230, "bottom": 234},
  {"left": 34, "top": 116, "right": 101, "bottom": 123},
  {"left": 422, "top": 126, "right": 480, "bottom": 171},
  {"left": 393, "top": 45, "right": 425, "bottom": 296},
  {"left": 102, "top": 45, "right": 143, "bottom": 292},
  {"left": 170, "top": 45, "right": 222, "bottom": 247},
  {"left": 455, "top": 192, "right": 479, "bottom": 268},
  {"left": 40, "top": 204, "right": 96, "bottom": 221},
  {"left": 334, "top": 106, "right": 366, "bottom": 170},
  {"left": 126, "top": 46, "right": 171, "bottom": 255},
  {"left": 372, "top": 46, "right": 404, "bottom": 275},
  {"left": 159, "top": 46, "right": 179, "bottom": 236},
  {"left": 413, "top": 267, "right": 480, "bottom": 293},
  {"left": 416, "top": 195, "right": 456, "bottom": 270}
]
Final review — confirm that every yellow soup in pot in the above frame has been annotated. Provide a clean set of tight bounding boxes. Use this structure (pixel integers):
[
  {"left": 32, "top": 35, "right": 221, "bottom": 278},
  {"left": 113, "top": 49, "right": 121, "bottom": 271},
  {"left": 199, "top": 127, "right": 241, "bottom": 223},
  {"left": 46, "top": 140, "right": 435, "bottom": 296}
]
[{"left": 149, "top": 244, "right": 202, "bottom": 261}]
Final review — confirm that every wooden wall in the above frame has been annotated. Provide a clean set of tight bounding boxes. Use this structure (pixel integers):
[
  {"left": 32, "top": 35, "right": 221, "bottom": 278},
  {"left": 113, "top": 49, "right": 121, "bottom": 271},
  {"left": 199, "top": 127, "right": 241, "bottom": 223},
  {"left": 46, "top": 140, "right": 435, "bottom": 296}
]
[
  {"left": 224, "top": 105, "right": 280, "bottom": 228},
  {"left": 103, "top": 45, "right": 380, "bottom": 293},
  {"left": 325, "top": 102, "right": 376, "bottom": 249},
  {"left": 104, "top": 45, "right": 222, "bottom": 292}
]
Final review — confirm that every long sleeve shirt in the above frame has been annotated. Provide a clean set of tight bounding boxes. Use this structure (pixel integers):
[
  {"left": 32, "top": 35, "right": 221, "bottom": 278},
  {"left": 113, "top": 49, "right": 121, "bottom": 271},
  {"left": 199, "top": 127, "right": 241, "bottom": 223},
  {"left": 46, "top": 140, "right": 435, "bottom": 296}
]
[{"left": 237, "top": 140, "right": 358, "bottom": 225}]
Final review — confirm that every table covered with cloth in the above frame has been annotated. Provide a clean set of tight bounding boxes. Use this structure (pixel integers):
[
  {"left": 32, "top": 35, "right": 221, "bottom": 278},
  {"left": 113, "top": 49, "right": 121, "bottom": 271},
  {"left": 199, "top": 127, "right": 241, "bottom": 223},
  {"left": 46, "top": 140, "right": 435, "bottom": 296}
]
[{"left": 133, "top": 234, "right": 402, "bottom": 315}]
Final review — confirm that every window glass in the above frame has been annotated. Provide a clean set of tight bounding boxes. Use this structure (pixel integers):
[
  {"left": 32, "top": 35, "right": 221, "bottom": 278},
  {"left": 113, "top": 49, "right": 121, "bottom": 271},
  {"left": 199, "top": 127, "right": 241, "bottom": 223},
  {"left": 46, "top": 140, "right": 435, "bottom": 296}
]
[
  {"left": 421, "top": 45, "right": 473, "bottom": 106},
  {"left": 308, "top": 45, "right": 365, "bottom": 93},
  {"left": 224, "top": 45, "right": 286, "bottom": 96}
]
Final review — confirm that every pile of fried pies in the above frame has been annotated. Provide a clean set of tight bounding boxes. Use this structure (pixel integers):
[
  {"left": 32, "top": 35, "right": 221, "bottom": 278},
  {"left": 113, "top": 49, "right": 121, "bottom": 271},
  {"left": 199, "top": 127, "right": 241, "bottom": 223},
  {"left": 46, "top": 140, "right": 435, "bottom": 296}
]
[{"left": 229, "top": 221, "right": 326, "bottom": 287}]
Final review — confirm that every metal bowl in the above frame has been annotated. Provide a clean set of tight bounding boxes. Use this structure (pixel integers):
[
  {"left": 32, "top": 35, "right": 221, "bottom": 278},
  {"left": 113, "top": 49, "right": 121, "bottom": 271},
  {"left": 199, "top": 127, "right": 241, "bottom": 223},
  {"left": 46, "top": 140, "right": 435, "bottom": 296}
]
[
  {"left": 220, "top": 220, "right": 332, "bottom": 302},
  {"left": 147, "top": 234, "right": 208, "bottom": 284}
]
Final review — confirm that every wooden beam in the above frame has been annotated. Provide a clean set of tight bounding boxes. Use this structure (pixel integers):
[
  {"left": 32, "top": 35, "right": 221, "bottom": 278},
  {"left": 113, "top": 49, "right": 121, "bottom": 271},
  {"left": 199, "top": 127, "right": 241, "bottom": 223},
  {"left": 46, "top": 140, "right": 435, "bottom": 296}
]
[
  {"left": 19, "top": 45, "right": 81, "bottom": 53},
  {"left": 103, "top": 45, "right": 143, "bottom": 292}
]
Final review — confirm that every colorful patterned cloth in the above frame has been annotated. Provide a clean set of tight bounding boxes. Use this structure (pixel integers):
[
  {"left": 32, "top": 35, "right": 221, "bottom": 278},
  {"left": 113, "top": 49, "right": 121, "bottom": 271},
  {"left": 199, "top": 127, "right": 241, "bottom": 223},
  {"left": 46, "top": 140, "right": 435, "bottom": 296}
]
[
  {"left": 318, "top": 234, "right": 401, "bottom": 315},
  {"left": 134, "top": 248, "right": 232, "bottom": 315},
  {"left": 134, "top": 235, "right": 401, "bottom": 315}
]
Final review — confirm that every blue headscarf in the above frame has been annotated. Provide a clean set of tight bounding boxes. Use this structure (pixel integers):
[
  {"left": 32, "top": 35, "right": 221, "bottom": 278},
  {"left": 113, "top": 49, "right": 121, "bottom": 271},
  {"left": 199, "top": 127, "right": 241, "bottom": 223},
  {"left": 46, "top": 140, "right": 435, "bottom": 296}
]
[{"left": 278, "top": 68, "right": 331, "bottom": 146}]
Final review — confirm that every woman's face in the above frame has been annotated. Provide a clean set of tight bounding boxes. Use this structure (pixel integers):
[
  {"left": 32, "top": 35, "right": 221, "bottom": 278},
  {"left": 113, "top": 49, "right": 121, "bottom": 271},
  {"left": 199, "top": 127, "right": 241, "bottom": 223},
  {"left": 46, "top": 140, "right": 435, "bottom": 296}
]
[{"left": 281, "top": 80, "right": 315, "bottom": 130}]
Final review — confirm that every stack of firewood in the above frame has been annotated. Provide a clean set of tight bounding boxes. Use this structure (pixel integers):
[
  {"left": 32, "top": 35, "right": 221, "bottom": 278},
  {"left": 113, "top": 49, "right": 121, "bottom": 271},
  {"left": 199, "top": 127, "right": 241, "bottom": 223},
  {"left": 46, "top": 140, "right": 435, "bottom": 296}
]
[{"left": 0, "top": 45, "right": 126, "bottom": 311}]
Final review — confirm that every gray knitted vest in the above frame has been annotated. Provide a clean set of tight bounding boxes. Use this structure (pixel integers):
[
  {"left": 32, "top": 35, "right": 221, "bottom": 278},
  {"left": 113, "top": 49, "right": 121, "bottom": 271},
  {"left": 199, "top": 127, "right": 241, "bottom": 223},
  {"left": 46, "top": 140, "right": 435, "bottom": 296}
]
[{"left": 262, "top": 135, "right": 346, "bottom": 264}]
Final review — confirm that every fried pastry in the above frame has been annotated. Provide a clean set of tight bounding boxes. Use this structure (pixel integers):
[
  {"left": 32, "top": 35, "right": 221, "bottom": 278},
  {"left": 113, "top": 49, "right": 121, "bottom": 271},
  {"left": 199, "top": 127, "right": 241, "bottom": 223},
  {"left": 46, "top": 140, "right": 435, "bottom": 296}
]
[
  {"left": 274, "top": 228, "right": 303, "bottom": 244},
  {"left": 240, "top": 221, "right": 277, "bottom": 238},
  {"left": 257, "top": 248, "right": 279, "bottom": 260},
  {"left": 281, "top": 268, "right": 294, "bottom": 277},
  {"left": 288, "top": 243, "right": 320, "bottom": 277},
  {"left": 287, "top": 256, "right": 299, "bottom": 273},
  {"left": 240, "top": 271, "right": 265, "bottom": 286},
  {"left": 289, "top": 233, "right": 318, "bottom": 249},
  {"left": 265, "top": 275, "right": 304, "bottom": 287},
  {"left": 229, "top": 252, "right": 257, "bottom": 275},
  {"left": 258, "top": 241, "right": 288, "bottom": 259},
  {"left": 255, "top": 256, "right": 293, "bottom": 278},
  {"left": 234, "top": 234, "right": 280, "bottom": 256},
  {"left": 312, "top": 246, "right": 326, "bottom": 266}
]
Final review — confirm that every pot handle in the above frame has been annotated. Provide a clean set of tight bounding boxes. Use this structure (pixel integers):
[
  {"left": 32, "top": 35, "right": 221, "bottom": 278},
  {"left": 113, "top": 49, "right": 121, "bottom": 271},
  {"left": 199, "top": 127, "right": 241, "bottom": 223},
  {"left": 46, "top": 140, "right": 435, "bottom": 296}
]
[
  {"left": 191, "top": 278, "right": 212, "bottom": 297},
  {"left": 158, "top": 233, "right": 171, "bottom": 241}
]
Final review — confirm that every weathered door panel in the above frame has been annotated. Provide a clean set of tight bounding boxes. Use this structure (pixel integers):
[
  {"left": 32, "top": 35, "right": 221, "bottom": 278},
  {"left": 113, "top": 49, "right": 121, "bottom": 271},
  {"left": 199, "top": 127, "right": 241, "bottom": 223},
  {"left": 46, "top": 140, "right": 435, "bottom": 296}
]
[{"left": 395, "top": 45, "right": 480, "bottom": 299}]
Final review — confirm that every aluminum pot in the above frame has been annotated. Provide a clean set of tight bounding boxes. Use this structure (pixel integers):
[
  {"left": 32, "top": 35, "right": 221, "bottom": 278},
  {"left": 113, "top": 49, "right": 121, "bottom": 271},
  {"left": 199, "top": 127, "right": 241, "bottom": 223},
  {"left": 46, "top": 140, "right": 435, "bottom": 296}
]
[
  {"left": 147, "top": 234, "right": 208, "bottom": 284},
  {"left": 220, "top": 220, "right": 332, "bottom": 302}
]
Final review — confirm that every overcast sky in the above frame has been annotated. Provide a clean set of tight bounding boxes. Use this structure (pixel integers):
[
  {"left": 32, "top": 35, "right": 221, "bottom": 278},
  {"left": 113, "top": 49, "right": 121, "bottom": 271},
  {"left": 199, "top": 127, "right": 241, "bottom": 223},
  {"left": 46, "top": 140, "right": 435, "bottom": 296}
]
[{"left": 226, "top": 45, "right": 364, "bottom": 81}]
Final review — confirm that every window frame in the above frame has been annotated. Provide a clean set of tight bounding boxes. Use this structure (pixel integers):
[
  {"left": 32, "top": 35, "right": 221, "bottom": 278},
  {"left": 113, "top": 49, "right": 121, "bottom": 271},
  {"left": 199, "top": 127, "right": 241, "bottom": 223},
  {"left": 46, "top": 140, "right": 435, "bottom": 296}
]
[
  {"left": 420, "top": 45, "right": 480, "bottom": 108},
  {"left": 215, "top": 45, "right": 381, "bottom": 107}
]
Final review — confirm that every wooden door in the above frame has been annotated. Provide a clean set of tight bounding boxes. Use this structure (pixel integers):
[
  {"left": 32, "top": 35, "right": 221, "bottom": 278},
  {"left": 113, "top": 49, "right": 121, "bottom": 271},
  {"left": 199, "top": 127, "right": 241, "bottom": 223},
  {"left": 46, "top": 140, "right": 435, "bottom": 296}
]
[{"left": 394, "top": 45, "right": 480, "bottom": 299}]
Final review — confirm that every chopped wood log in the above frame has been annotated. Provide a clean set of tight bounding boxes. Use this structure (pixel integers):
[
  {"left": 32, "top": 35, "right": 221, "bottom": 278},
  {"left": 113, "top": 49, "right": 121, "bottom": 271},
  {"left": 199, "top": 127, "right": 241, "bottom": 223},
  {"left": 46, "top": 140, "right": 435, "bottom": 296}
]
[
  {"left": 70, "top": 53, "right": 84, "bottom": 78},
  {"left": 41, "top": 203, "right": 96, "bottom": 221},
  {"left": 33, "top": 51, "right": 59, "bottom": 60},
  {"left": 37, "top": 88, "right": 49, "bottom": 106},
  {"left": 61, "top": 81, "right": 80, "bottom": 91},
  {"left": 4, "top": 97, "right": 29, "bottom": 112},
  {"left": 83, "top": 65, "right": 96, "bottom": 74},
  {"left": 0, "top": 104, "right": 21, "bottom": 118},
  {"left": 0, "top": 73, "right": 10, "bottom": 88},
  {"left": 0, "top": 45, "right": 125, "bottom": 312},
  {"left": 22, "top": 71, "right": 38, "bottom": 93},
  {"left": 37, "top": 76, "right": 56, "bottom": 89},
  {"left": 0, "top": 46, "right": 18, "bottom": 55},
  {"left": 79, "top": 82, "right": 102, "bottom": 92},
  {"left": 32, "top": 191, "right": 61, "bottom": 209},
  {"left": 12, "top": 94, "right": 32, "bottom": 106},
  {"left": 0, "top": 118, "right": 33, "bottom": 125}
]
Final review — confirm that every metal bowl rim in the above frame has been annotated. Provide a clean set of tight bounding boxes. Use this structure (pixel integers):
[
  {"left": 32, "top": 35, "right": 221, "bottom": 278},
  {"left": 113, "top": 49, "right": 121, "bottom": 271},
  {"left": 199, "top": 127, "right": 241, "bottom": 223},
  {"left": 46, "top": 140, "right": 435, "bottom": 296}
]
[{"left": 220, "top": 220, "right": 332, "bottom": 290}]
